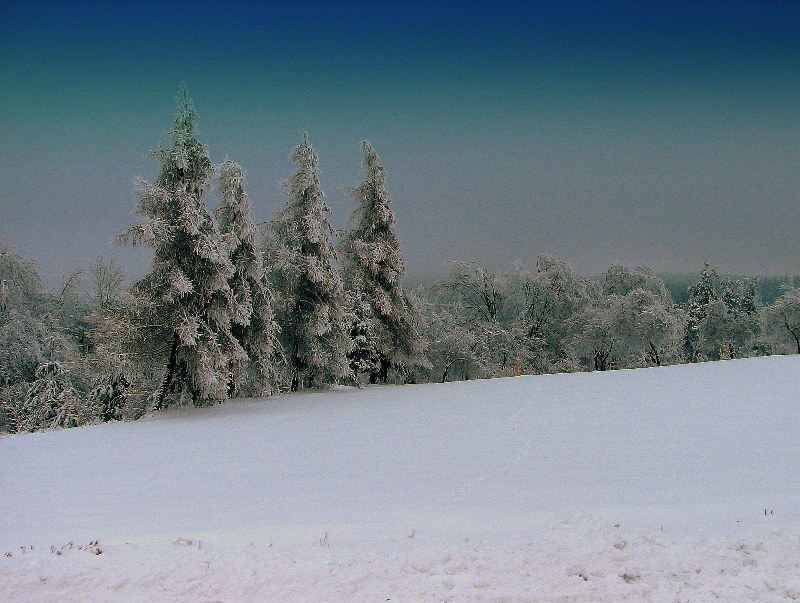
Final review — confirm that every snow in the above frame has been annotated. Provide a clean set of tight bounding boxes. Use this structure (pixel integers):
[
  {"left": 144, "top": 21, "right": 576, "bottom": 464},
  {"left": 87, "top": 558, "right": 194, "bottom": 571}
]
[{"left": 2, "top": 356, "right": 799, "bottom": 601}]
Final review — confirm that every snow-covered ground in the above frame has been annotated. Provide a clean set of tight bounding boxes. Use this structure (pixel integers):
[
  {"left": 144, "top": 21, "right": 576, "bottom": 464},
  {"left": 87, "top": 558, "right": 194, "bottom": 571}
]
[{"left": 2, "top": 356, "right": 799, "bottom": 601}]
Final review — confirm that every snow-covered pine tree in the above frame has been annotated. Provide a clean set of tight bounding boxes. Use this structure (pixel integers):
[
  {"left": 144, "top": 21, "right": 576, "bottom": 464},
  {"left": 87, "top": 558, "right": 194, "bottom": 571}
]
[
  {"left": 216, "top": 159, "right": 281, "bottom": 396},
  {"left": 340, "top": 141, "right": 426, "bottom": 383},
  {"left": 344, "top": 290, "right": 381, "bottom": 380},
  {"left": 685, "top": 263, "right": 717, "bottom": 361},
  {"left": 695, "top": 276, "right": 761, "bottom": 360},
  {"left": 269, "top": 134, "right": 351, "bottom": 391},
  {"left": 120, "top": 87, "right": 238, "bottom": 408},
  {"left": 17, "top": 361, "right": 95, "bottom": 432},
  {"left": 721, "top": 276, "right": 759, "bottom": 317}
]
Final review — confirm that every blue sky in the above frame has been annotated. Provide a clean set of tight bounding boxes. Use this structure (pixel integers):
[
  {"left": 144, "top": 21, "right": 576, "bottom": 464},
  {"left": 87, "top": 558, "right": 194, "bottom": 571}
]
[{"left": 1, "top": 0, "right": 799, "bottom": 284}]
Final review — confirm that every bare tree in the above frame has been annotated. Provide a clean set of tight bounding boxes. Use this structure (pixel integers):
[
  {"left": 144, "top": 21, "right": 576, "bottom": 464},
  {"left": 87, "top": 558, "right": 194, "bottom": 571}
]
[
  {"left": 90, "top": 256, "right": 125, "bottom": 309},
  {"left": 441, "top": 261, "right": 508, "bottom": 323}
]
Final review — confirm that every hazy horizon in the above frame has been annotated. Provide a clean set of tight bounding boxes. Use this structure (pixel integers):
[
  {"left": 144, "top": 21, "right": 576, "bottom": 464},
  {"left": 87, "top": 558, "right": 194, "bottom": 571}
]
[{"left": 2, "top": 1, "right": 799, "bottom": 285}]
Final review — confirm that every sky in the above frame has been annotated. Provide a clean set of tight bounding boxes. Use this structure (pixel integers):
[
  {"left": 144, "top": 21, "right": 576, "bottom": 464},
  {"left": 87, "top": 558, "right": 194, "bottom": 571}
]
[{"left": 1, "top": 0, "right": 799, "bottom": 286}]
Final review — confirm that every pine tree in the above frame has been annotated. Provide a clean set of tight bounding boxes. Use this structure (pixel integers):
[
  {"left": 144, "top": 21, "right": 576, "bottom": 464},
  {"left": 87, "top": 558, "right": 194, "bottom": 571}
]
[
  {"left": 269, "top": 134, "right": 351, "bottom": 391},
  {"left": 216, "top": 159, "right": 281, "bottom": 396},
  {"left": 345, "top": 290, "right": 381, "bottom": 379},
  {"left": 721, "top": 277, "right": 759, "bottom": 317},
  {"left": 340, "top": 141, "right": 426, "bottom": 383},
  {"left": 120, "top": 87, "right": 237, "bottom": 408},
  {"left": 685, "top": 263, "right": 718, "bottom": 361},
  {"left": 18, "top": 361, "right": 95, "bottom": 432},
  {"left": 703, "top": 276, "right": 761, "bottom": 359}
]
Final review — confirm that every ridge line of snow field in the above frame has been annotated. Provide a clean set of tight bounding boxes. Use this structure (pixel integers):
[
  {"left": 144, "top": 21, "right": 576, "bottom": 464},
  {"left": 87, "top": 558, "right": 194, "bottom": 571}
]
[{"left": 2, "top": 356, "right": 799, "bottom": 601}]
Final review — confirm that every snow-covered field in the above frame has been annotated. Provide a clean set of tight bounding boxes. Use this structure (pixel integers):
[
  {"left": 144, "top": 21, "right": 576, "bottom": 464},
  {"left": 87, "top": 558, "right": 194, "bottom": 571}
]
[{"left": 2, "top": 356, "right": 799, "bottom": 601}]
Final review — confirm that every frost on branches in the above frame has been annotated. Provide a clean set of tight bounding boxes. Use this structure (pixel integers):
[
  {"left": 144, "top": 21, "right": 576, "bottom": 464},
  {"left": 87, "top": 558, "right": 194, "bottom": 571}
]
[
  {"left": 685, "top": 263, "right": 717, "bottom": 361},
  {"left": 340, "top": 141, "right": 427, "bottom": 383},
  {"left": 764, "top": 287, "right": 800, "bottom": 354},
  {"left": 120, "top": 88, "right": 238, "bottom": 408},
  {"left": 516, "top": 254, "right": 599, "bottom": 369},
  {"left": 439, "top": 261, "right": 546, "bottom": 378},
  {"left": 568, "top": 288, "right": 684, "bottom": 371},
  {"left": 684, "top": 265, "right": 761, "bottom": 361},
  {"left": 216, "top": 160, "right": 281, "bottom": 396},
  {"left": 14, "top": 361, "right": 94, "bottom": 431},
  {"left": 268, "top": 134, "right": 351, "bottom": 391}
]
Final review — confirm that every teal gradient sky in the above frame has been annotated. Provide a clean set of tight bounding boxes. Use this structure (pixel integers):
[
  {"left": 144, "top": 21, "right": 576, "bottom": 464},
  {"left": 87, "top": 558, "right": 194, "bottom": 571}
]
[{"left": 1, "top": 0, "right": 799, "bottom": 284}]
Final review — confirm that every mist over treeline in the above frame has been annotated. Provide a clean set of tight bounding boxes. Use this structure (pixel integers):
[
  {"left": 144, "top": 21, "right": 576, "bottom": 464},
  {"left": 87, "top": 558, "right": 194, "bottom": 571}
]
[
  {"left": 21, "top": 264, "right": 800, "bottom": 309},
  {"left": 632, "top": 274, "right": 800, "bottom": 307},
  {"left": 410, "top": 273, "right": 800, "bottom": 308},
  {"left": 1, "top": 89, "right": 798, "bottom": 434}
]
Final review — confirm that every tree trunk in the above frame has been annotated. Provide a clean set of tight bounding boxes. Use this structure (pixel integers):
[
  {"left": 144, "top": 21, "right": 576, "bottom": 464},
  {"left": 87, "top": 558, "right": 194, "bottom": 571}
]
[
  {"left": 785, "top": 319, "right": 800, "bottom": 354},
  {"left": 594, "top": 341, "right": 614, "bottom": 371},
  {"left": 648, "top": 341, "right": 661, "bottom": 366},
  {"left": 379, "top": 357, "right": 390, "bottom": 383},
  {"left": 290, "top": 333, "right": 300, "bottom": 392},
  {"left": 154, "top": 333, "right": 179, "bottom": 411}
]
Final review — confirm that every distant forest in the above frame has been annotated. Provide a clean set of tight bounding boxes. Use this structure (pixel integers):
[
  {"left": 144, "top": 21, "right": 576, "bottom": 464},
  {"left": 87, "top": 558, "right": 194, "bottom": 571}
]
[{"left": 659, "top": 274, "right": 800, "bottom": 307}]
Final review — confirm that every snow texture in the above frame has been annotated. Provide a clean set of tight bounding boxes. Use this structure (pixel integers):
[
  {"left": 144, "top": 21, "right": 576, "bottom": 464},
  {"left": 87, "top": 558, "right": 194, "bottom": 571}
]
[{"left": 2, "top": 356, "right": 799, "bottom": 601}]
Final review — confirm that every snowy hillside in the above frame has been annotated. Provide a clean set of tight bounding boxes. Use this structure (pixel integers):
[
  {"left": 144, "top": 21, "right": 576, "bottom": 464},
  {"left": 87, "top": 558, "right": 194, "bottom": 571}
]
[{"left": 2, "top": 356, "right": 799, "bottom": 602}]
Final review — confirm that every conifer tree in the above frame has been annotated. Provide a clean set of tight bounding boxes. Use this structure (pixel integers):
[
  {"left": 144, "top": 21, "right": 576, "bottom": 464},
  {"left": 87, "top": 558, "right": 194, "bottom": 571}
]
[
  {"left": 18, "top": 361, "right": 94, "bottom": 432},
  {"left": 269, "top": 134, "right": 351, "bottom": 391},
  {"left": 120, "top": 87, "right": 237, "bottom": 408},
  {"left": 340, "top": 141, "right": 426, "bottom": 383},
  {"left": 341, "top": 141, "right": 427, "bottom": 383},
  {"left": 216, "top": 159, "right": 281, "bottom": 395},
  {"left": 345, "top": 290, "right": 381, "bottom": 379},
  {"left": 685, "top": 263, "right": 718, "bottom": 361},
  {"left": 696, "top": 276, "right": 761, "bottom": 360}
]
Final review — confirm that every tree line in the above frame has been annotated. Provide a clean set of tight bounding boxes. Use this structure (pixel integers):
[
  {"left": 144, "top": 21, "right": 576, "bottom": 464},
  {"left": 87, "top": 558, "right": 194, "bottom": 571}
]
[{"left": 1, "top": 89, "right": 798, "bottom": 432}]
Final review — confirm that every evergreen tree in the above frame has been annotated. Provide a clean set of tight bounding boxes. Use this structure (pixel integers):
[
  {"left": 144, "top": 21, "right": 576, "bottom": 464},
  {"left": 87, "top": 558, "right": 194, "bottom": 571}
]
[
  {"left": 87, "top": 372, "right": 129, "bottom": 422},
  {"left": 696, "top": 277, "right": 761, "bottom": 360},
  {"left": 340, "top": 141, "right": 426, "bottom": 383},
  {"left": 721, "top": 277, "right": 759, "bottom": 317},
  {"left": 345, "top": 290, "right": 381, "bottom": 380},
  {"left": 685, "top": 263, "right": 717, "bottom": 361},
  {"left": 269, "top": 134, "right": 351, "bottom": 391},
  {"left": 17, "top": 361, "right": 95, "bottom": 432},
  {"left": 120, "top": 87, "right": 236, "bottom": 408},
  {"left": 216, "top": 159, "right": 281, "bottom": 395}
]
